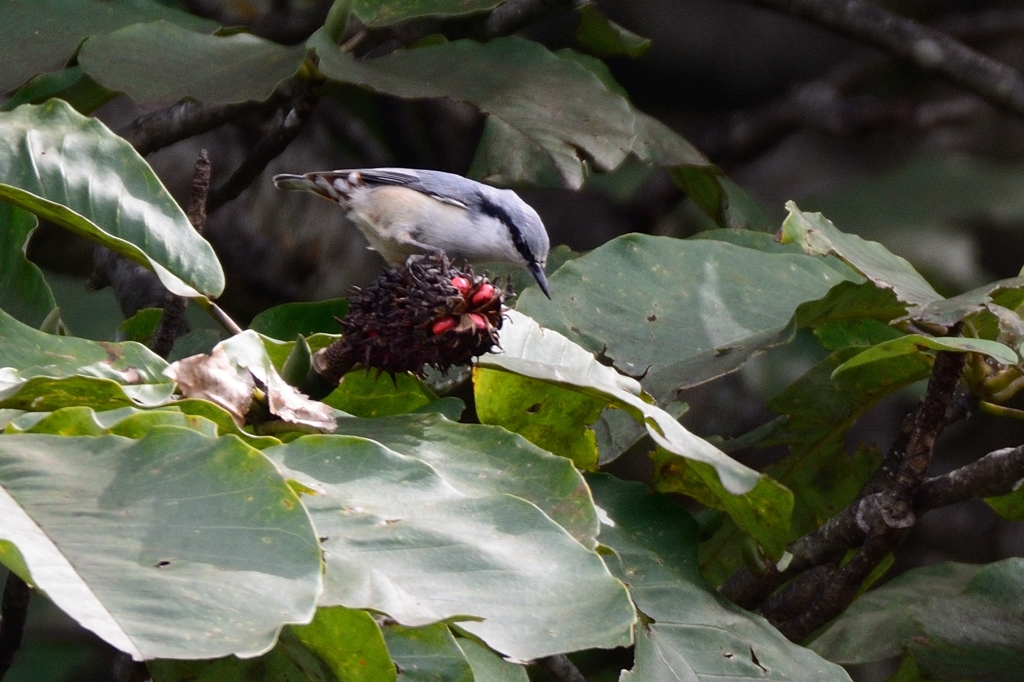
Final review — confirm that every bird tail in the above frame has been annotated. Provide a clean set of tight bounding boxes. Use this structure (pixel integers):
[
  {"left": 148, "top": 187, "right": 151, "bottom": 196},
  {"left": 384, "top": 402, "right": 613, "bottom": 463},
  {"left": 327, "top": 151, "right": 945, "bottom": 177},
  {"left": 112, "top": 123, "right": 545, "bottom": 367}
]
[{"left": 273, "top": 171, "right": 363, "bottom": 204}]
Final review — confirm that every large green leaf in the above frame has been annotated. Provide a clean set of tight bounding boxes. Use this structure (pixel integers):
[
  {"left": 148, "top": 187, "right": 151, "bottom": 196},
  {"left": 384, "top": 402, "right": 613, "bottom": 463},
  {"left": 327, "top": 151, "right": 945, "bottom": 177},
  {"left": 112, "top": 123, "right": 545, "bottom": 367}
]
[
  {"left": 150, "top": 606, "right": 395, "bottom": 682},
  {"left": 311, "top": 32, "right": 634, "bottom": 189},
  {"left": 478, "top": 310, "right": 794, "bottom": 555},
  {"left": 811, "top": 559, "right": 1024, "bottom": 682},
  {"left": 79, "top": 21, "right": 307, "bottom": 106},
  {"left": 483, "top": 311, "right": 758, "bottom": 492},
  {"left": 352, "top": 0, "right": 503, "bottom": 26},
  {"left": 590, "top": 475, "right": 852, "bottom": 682},
  {"left": 265, "top": 428, "right": 635, "bottom": 660},
  {"left": 0, "top": 306, "right": 174, "bottom": 407},
  {"left": 0, "top": 100, "right": 224, "bottom": 297},
  {"left": 0, "top": 0, "right": 217, "bottom": 93},
  {"left": 0, "top": 427, "right": 321, "bottom": 659},
  {"left": 0, "top": 202, "right": 57, "bottom": 328},
  {"left": 516, "top": 234, "right": 858, "bottom": 402},
  {"left": 778, "top": 202, "right": 942, "bottom": 313},
  {"left": 329, "top": 412, "right": 599, "bottom": 546}
]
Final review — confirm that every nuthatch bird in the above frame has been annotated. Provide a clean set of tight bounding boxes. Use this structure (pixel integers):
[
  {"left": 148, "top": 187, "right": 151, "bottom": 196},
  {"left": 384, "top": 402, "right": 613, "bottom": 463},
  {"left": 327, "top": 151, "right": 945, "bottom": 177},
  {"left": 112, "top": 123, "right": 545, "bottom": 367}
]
[{"left": 273, "top": 168, "right": 552, "bottom": 298}]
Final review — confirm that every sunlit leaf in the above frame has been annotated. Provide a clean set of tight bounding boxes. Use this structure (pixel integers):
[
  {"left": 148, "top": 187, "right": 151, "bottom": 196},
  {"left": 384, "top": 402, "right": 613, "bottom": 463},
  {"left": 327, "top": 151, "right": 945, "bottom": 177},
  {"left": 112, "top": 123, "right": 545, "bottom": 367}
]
[
  {"left": 0, "top": 427, "right": 321, "bottom": 659},
  {"left": 474, "top": 367, "right": 604, "bottom": 470},
  {"left": 265, "top": 423, "right": 635, "bottom": 660},
  {"left": 0, "top": 100, "right": 224, "bottom": 297}
]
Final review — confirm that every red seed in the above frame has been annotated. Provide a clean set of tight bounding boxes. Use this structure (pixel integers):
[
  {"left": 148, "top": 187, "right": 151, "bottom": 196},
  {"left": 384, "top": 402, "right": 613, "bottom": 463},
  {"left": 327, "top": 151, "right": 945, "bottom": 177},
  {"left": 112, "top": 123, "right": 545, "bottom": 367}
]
[
  {"left": 470, "top": 313, "right": 487, "bottom": 330},
  {"left": 471, "top": 283, "right": 496, "bottom": 306},
  {"left": 432, "top": 317, "right": 457, "bottom": 335},
  {"left": 451, "top": 276, "right": 471, "bottom": 297}
]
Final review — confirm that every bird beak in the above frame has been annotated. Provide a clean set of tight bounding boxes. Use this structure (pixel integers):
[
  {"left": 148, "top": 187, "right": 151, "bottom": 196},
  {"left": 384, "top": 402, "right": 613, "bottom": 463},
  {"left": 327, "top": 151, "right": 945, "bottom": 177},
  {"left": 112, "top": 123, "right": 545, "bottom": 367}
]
[{"left": 529, "top": 262, "right": 552, "bottom": 299}]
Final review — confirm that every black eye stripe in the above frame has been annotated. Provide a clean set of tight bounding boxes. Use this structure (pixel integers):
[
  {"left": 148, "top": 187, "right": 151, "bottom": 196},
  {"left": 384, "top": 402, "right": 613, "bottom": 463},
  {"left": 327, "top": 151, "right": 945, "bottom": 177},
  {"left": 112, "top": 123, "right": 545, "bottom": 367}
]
[{"left": 478, "top": 196, "right": 537, "bottom": 266}]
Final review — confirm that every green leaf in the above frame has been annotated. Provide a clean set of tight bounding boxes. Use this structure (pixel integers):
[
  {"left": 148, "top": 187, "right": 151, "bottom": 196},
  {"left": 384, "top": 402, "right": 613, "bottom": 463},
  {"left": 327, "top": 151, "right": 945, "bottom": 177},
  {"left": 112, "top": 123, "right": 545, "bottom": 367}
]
[
  {"left": 323, "top": 371, "right": 444, "bottom": 418},
  {"left": 0, "top": 305, "right": 168, "bottom": 382},
  {"left": 250, "top": 299, "right": 349, "bottom": 339},
  {"left": 516, "top": 234, "right": 858, "bottom": 401},
  {"left": 0, "top": 0, "right": 217, "bottom": 94},
  {"left": 457, "top": 638, "right": 528, "bottom": 682},
  {"left": 79, "top": 21, "right": 307, "bottom": 107},
  {"left": 265, "top": 422, "right": 635, "bottom": 660},
  {"left": 12, "top": 405, "right": 218, "bottom": 438},
  {"left": 0, "top": 375, "right": 173, "bottom": 411},
  {"left": 0, "top": 100, "right": 225, "bottom": 298},
  {"left": 0, "top": 306, "right": 173, "bottom": 407},
  {"left": 651, "top": 448, "right": 794, "bottom": 562},
  {"left": 0, "top": 202, "right": 57, "bottom": 328},
  {"left": 331, "top": 413, "right": 600, "bottom": 548},
  {"left": 352, "top": 0, "right": 503, "bottom": 26},
  {"left": 912, "top": 276, "right": 1024, "bottom": 330},
  {"left": 0, "top": 427, "right": 321, "bottom": 659},
  {"left": 118, "top": 308, "right": 164, "bottom": 344},
  {"left": 833, "top": 334, "right": 1018, "bottom": 378},
  {"left": 0, "top": 66, "right": 116, "bottom": 115},
  {"left": 814, "top": 317, "right": 906, "bottom": 350},
  {"left": 575, "top": 4, "right": 651, "bottom": 57},
  {"left": 311, "top": 32, "right": 635, "bottom": 188},
  {"left": 474, "top": 367, "right": 604, "bottom": 470},
  {"left": 478, "top": 310, "right": 764, "bottom": 496},
  {"left": 778, "top": 201, "right": 942, "bottom": 312},
  {"left": 150, "top": 607, "right": 395, "bottom": 682},
  {"left": 590, "top": 474, "right": 852, "bottom": 682},
  {"left": 812, "top": 559, "right": 1024, "bottom": 681},
  {"left": 382, "top": 623, "right": 473, "bottom": 682}
]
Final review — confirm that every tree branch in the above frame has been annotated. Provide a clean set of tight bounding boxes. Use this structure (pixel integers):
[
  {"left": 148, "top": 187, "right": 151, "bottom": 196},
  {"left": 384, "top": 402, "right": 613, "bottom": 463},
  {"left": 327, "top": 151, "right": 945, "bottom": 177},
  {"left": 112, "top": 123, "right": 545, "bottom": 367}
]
[
  {"left": 206, "top": 86, "right": 319, "bottom": 213},
  {"left": 917, "top": 443, "right": 1024, "bottom": 511},
  {"left": 117, "top": 93, "right": 291, "bottom": 157},
  {"left": 742, "top": 0, "right": 1024, "bottom": 118},
  {"left": 150, "top": 150, "right": 211, "bottom": 358},
  {"left": 722, "top": 348, "right": 968, "bottom": 639}
]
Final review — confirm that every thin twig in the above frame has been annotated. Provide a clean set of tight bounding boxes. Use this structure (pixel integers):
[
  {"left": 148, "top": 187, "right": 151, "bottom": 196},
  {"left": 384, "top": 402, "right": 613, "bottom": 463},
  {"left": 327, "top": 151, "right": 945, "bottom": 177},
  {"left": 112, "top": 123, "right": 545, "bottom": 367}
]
[
  {"left": 0, "top": 573, "right": 30, "bottom": 680},
  {"left": 150, "top": 150, "right": 211, "bottom": 358},
  {"left": 117, "top": 94, "right": 290, "bottom": 157},
  {"left": 207, "top": 87, "right": 320, "bottom": 213},
  {"left": 742, "top": 0, "right": 1024, "bottom": 118},
  {"left": 917, "top": 444, "right": 1024, "bottom": 510}
]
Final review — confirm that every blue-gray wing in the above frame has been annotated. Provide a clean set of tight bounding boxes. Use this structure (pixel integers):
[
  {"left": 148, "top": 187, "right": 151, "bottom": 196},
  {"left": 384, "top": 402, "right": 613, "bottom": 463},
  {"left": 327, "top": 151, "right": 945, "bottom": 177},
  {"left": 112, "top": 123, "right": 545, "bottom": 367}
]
[{"left": 342, "top": 168, "right": 494, "bottom": 209}]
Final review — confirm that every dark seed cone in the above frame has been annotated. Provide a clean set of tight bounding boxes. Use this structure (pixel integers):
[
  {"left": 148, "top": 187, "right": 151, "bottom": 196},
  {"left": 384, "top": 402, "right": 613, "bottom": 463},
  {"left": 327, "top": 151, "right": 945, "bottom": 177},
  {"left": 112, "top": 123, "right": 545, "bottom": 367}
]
[{"left": 313, "top": 253, "right": 506, "bottom": 385}]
